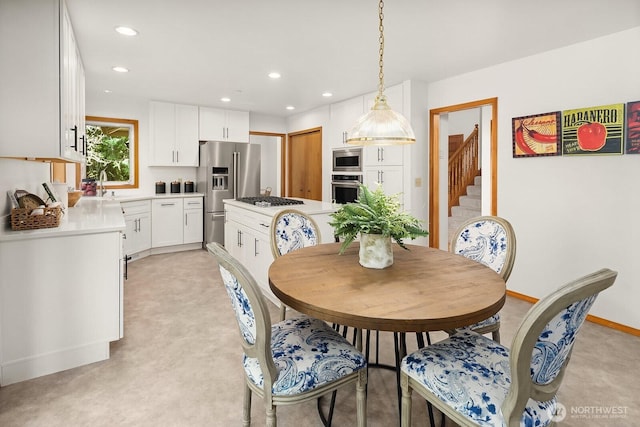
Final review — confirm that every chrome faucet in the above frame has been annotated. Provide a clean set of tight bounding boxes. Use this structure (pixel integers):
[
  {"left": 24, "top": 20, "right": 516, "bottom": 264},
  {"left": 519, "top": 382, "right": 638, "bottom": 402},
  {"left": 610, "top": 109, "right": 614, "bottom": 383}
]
[{"left": 99, "top": 170, "right": 108, "bottom": 197}]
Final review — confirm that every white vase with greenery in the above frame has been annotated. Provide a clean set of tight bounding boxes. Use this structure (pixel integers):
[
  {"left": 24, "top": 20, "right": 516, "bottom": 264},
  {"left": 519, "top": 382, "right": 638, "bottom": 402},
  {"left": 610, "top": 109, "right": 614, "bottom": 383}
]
[{"left": 329, "top": 184, "right": 428, "bottom": 269}]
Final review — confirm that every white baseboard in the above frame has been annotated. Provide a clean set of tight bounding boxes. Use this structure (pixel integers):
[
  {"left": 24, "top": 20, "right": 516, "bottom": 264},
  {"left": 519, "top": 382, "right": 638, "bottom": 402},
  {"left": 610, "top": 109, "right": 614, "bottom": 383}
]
[{"left": 1, "top": 341, "right": 110, "bottom": 386}]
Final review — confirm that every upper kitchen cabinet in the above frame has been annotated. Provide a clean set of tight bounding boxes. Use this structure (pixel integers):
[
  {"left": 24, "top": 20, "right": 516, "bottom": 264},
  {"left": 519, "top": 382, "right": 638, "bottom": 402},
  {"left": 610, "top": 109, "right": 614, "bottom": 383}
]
[
  {"left": 199, "top": 107, "right": 250, "bottom": 143},
  {"left": 329, "top": 96, "right": 364, "bottom": 148},
  {"left": 149, "top": 101, "right": 199, "bottom": 166},
  {"left": 0, "top": 0, "right": 85, "bottom": 161}
]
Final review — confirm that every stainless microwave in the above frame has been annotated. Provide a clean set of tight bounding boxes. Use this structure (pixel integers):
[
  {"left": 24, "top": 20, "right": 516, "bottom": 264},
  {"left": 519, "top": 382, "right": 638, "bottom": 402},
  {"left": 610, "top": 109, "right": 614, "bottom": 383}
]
[{"left": 332, "top": 147, "right": 363, "bottom": 172}]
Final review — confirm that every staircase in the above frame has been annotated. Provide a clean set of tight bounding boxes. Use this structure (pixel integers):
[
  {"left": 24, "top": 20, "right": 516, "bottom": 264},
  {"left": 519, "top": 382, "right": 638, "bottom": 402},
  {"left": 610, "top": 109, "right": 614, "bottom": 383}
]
[{"left": 448, "top": 172, "right": 482, "bottom": 243}]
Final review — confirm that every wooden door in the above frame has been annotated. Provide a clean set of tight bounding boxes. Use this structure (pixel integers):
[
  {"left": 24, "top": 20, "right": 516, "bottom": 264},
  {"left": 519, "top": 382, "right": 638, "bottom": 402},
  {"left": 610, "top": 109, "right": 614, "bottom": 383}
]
[{"left": 287, "top": 128, "right": 322, "bottom": 201}]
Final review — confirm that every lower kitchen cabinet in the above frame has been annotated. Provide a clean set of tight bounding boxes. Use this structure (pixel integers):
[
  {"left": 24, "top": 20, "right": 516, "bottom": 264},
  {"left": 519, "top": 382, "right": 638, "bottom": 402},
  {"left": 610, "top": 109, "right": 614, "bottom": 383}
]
[
  {"left": 224, "top": 204, "right": 274, "bottom": 300},
  {"left": 223, "top": 200, "right": 336, "bottom": 304},
  {"left": 183, "top": 197, "right": 204, "bottom": 244},
  {"left": 0, "top": 231, "right": 123, "bottom": 386},
  {"left": 151, "top": 198, "right": 183, "bottom": 247},
  {"left": 151, "top": 196, "right": 204, "bottom": 249},
  {"left": 122, "top": 200, "right": 151, "bottom": 257}
]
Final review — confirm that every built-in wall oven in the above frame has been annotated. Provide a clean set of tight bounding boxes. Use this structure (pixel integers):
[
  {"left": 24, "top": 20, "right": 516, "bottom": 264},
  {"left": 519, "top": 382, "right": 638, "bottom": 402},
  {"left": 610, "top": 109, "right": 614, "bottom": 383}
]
[
  {"left": 332, "top": 147, "right": 363, "bottom": 172},
  {"left": 332, "top": 174, "right": 363, "bottom": 204}
]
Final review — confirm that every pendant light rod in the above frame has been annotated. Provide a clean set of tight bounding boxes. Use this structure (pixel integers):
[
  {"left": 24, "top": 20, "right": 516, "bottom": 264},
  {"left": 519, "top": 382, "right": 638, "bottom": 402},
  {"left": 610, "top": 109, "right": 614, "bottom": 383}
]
[
  {"left": 346, "top": 0, "right": 416, "bottom": 146},
  {"left": 377, "top": 0, "right": 385, "bottom": 98}
]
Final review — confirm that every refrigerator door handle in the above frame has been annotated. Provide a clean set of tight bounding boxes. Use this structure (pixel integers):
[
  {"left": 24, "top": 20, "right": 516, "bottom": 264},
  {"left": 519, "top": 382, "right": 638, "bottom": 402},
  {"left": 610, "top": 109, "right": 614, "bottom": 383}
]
[{"left": 233, "top": 150, "right": 239, "bottom": 199}]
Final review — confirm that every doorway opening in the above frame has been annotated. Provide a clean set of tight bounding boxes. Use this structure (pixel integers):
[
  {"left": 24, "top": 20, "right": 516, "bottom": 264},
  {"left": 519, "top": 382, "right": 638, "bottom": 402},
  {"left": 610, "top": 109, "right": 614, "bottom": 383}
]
[
  {"left": 250, "top": 131, "right": 286, "bottom": 197},
  {"left": 428, "top": 97, "right": 498, "bottom": 249}
]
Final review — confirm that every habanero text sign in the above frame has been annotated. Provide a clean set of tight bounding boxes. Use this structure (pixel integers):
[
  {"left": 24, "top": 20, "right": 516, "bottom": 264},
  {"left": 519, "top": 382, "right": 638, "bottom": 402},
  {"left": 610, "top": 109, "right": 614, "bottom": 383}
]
[
  {"left": 512, "top": 101, "right": 640, "bottom": 158},
  {"left": 562, "top": 103, "right": 624, "bottom": 156}
]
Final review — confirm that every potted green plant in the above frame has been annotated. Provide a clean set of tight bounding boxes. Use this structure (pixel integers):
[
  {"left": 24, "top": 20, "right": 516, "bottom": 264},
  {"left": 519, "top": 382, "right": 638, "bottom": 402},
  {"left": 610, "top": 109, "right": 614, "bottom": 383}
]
[{"left": 329, "top": 184, "right": 428, "bottom": 269}]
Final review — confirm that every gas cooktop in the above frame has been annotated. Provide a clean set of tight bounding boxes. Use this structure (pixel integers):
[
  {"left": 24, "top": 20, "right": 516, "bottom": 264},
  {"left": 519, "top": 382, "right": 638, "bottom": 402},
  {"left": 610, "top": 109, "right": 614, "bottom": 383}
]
[{"left": 237, "top": 196, "right": 304, "bottom": 206}]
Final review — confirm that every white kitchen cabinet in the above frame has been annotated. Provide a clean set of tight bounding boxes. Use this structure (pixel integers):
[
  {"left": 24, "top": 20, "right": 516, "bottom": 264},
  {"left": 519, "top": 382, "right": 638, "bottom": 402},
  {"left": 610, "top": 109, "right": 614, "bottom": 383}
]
[
  {"left": 363, "top": 83, "right": 405, "bottom": 167},
  {"left": 183, "top": 197, "right": 204, "bottom": 244},
  {"left": 364, "top": 166, "right": 404, "bottom": 199},
  {"left": 151, "top": 196, "right": 203, "bottom": 248},
  {"left": 151, "top": 198, "right": 183, "bottom": 247},
  {"left": 122, "top": 200, "right": 151, "bottom": 257},
  {"left": 364, "top": 145, "right": 405, "bottom": 167},
  {"left": 0, "top": 0, "right": 85, "bottom": 161},
  {"left": 224, "top": 204, "right": 275, "bottom": 299},
  {"left": 223, "top": 201, "right": 337, "bottom": 305},
  {"left": 149, "top": 101, "right": 199, "bottom": 166},
  {"left": 199, "top": 107, "right": 250, "bottom": 143},
  {"left": 0, "top": 231, "right": 122, "bottom": 386},
  {"left": 329, "top": 96, "right": 364, "bottom": 147}
]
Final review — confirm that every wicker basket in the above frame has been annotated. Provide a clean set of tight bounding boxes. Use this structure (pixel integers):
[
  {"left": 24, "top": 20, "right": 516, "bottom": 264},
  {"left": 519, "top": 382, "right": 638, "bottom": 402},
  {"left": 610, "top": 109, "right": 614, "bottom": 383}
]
[{"left": 10, "top": 206, "right": 63, "bottom": 231}]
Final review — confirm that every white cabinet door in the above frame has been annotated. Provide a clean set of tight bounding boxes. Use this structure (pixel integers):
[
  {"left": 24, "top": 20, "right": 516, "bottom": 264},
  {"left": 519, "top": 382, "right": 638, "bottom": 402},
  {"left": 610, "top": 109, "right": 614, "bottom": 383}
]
[
  {"left": 151, "top": 198, "right": 183, "bottom": 247},
  {"left": 199, "top": 107, "right": 250, "bottom": 143},
  {"left": 199, "top": 107, "right": 226, "bottom": 141},
  {"left": 149, "top": 102, "right": 177, "bottom": 165},
  {"left": 329, "top": 96, "right": 364, "bottom": 148},
  {"left": 122, "top": 200, "right": 152, "bottom": 255},
  {"left": 225, "top": 110, "right": 250, "bottom": 143},
  {"left": 183, "top": 197, "right": 203, "bottom": 244},
  {"left": 149, "top": 102, "right": 199, "bottom": 166},
  {"left": 174, "top": 104, "right": 199, "bottom": 166},
  {"left": 364, "top": 166, "right": 404, "bottom": 198},
  {"left": 0, "top": 0, "right": 85, "bottom": 161},
  {"left": 364, "top": 145, "right": 405, "bottom": 166}
]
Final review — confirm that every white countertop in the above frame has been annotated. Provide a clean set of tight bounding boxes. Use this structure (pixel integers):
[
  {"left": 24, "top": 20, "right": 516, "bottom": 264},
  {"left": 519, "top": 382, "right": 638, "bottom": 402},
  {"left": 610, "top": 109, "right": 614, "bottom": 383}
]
[
  {"left": 1, "top": 193, "right": 205, "bottom": 242},
  {"left": 1, "top": 198, "right": 126, "bottom": 242},
  {"left": 102, "top": 193, "right": 204, "bottom": 203},
  {"left": 223, "top": 197, "right": 337, "bottom": 217}
]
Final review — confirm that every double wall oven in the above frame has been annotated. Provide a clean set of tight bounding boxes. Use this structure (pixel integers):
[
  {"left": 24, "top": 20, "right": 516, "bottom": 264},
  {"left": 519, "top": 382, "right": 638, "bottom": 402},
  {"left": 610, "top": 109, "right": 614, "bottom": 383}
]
[{"left": 332, "top": 147, "right": 363, "bottom": 204}]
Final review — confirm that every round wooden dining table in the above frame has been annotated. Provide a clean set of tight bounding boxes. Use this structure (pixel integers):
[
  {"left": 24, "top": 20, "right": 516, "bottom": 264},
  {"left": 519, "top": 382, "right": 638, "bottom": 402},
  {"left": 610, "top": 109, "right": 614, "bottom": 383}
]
[{"left": 268, "top": 242, "right": 506, "bottom": 334}]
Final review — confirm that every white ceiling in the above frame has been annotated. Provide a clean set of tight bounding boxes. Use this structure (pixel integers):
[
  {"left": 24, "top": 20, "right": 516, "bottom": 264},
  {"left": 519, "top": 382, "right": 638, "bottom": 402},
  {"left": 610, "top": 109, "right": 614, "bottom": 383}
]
[{"left": 66, "top": 0, "right": 640, "bottom": 117}]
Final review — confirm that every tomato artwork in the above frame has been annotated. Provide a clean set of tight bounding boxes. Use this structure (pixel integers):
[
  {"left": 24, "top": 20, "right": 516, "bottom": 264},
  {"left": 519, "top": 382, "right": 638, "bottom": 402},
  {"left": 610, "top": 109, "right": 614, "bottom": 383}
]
[{"left": 577, "top": 122, "right": 607, "bottom": 151}]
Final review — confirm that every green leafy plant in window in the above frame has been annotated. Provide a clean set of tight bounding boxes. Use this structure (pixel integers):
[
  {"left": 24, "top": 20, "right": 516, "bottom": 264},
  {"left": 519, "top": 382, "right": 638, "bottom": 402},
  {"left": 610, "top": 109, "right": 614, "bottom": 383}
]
[{"left": 85, "top": 125, "right": 130, "bottom": 182}]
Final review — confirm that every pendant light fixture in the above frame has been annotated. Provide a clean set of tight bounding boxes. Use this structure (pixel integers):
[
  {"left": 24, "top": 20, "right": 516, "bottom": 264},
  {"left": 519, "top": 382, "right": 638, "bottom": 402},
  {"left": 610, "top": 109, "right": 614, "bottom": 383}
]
[{"left": 346, "top": 0, "right": 415, "bottom": 146}]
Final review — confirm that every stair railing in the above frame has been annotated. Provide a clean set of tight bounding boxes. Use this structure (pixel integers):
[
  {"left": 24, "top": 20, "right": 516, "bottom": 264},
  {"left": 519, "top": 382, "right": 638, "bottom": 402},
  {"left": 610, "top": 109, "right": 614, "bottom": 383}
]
[{"left": 448, "top": 124, "right": 479, "bottom": 216}]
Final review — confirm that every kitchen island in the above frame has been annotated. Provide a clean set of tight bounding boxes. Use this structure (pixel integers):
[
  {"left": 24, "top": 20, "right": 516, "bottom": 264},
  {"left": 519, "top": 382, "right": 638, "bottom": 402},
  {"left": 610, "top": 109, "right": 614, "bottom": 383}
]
[
  {"left": 223, "top": 198, "right": 337, "bottom": 304},
  {"left": 0, "top": 198, "right": 125, "bottom": 386}
]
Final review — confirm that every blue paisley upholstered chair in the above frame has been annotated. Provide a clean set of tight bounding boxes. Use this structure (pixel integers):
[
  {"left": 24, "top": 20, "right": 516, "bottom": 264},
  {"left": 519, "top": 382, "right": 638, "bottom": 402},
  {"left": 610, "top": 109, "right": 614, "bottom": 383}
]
[
  {"left": 400, "top": 268, "right": 617, "bottom": 427},
  {"left": 207, "top": 242, "right": 367, "bottom": 427},
  {"left": 270, "top": 209, "right": 321, "bottom": 320},
  {"left": 450, "top": 216, "right": 517, "bottom": 342}
]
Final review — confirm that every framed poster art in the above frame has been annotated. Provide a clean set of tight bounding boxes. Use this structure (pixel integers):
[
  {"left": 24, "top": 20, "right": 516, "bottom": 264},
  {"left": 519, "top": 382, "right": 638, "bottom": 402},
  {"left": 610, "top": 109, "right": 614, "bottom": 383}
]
[
  {"left": 512, "top": 112, "right": 561, "bottom": 158},
  {"left": 626, "top": 100, "right": 640, "bottom": 154},
  {"left": 562, "top": 103, "right": 624, "bottom": 155}
]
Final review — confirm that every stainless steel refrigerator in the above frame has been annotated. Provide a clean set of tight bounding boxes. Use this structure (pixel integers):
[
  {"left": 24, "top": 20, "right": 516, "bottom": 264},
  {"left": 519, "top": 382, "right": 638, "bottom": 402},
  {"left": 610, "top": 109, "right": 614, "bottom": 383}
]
[{"left": 197, "top": 141, "right": 261, "bottom": 245}]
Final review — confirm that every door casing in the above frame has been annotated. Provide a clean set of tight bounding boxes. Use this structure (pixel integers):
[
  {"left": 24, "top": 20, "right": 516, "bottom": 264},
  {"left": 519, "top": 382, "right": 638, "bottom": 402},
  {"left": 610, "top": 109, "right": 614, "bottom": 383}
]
[{"left": 428, "top": 97, "right": 498, "bottom": 248}]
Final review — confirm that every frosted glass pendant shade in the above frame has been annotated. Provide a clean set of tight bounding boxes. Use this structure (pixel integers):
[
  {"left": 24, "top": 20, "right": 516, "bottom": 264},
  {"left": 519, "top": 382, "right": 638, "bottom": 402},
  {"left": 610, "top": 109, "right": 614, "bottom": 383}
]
[{"left": 346, "top": 95, "right": 415, "bottom": 146}]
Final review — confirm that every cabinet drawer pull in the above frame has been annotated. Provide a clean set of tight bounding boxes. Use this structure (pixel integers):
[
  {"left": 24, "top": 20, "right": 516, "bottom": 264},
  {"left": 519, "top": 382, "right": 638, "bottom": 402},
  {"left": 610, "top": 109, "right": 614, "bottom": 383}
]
[
  {"left": 259, "top": 223, "right": 270, "bottom": 228},
  {"left": 161, "top": 203, "right": 176, "bottom": 206}
]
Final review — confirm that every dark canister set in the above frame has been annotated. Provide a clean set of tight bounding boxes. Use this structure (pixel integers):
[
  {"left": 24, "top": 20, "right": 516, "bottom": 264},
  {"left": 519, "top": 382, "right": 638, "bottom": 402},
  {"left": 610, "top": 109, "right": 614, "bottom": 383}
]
[{"left": 155, "top": 180, "right": 194, "bottom": 194}]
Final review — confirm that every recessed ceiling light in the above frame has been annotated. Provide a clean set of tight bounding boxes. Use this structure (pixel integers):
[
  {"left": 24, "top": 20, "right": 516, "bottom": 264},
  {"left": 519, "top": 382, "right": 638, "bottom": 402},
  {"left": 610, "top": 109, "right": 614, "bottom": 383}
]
[
  {"left": 286, "top": 106, "right": 295, "bottom": 110},
  {"left": 268, "top": 72, "right": 281, "bottom": 79},
  {"left": 220, "top": 97, "right": 231, "bottom": 102},
  {"left": 104, "top": 89, "right": 112, "bottom": 93},
  {"left": 112, "top": 66, "right": 129, "bottom": 73},
  {"left": 115, "top": 26, "right": 138, "bottom": 36},
  {"left": 322, "top": 92, "right": 333, "bottom": 98}
]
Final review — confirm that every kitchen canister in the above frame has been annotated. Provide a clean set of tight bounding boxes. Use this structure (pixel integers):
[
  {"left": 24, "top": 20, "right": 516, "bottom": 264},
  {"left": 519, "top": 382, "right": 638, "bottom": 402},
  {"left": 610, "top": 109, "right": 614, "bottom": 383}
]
[
  {"left": 170, "top": 181, "right": 181, "bottom": 193},
  {"left": 184, "top": 181, "right": 194, "bottom": 193},
  {"left": 155, "top": 181, "right": 166, "bottom": 194}
]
